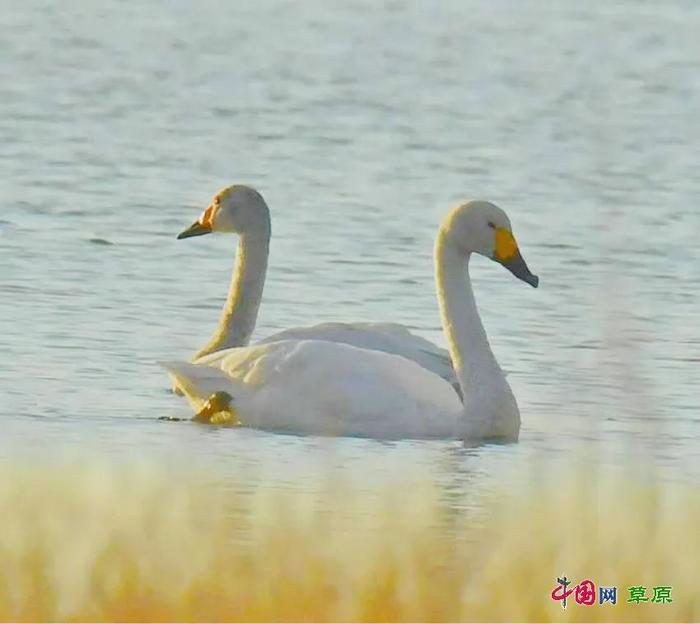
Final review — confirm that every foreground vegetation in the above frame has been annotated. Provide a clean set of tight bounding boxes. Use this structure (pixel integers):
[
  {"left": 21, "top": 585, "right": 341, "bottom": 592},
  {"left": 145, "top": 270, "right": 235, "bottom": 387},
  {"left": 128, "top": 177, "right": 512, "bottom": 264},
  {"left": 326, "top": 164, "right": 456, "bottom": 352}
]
[{"left": 0, "top": 461, "right": 697, "bottom": 621}]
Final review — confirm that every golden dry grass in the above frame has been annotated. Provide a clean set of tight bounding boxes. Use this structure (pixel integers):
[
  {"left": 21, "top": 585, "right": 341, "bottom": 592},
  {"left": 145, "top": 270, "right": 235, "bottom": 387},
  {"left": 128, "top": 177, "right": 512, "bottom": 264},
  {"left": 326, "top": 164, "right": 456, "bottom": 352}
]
[{"left": 0, "top": 461, "right": 697, "bottom": 622}]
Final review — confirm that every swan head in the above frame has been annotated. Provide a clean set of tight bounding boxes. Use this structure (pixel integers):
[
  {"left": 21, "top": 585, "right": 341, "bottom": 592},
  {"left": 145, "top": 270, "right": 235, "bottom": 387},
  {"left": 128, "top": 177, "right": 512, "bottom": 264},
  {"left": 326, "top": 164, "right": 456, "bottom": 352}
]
[
  {"left": 177, "top": 185, "right": 271, "bottom": 239},
  {"left": 446, "top": 200, "right": 539, "bottom": 288}
]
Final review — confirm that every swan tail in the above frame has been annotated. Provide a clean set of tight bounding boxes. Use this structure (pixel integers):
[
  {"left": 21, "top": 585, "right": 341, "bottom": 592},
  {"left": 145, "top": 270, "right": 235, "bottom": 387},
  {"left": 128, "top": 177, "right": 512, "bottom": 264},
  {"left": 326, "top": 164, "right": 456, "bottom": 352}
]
[{"left": 160, "top": 360, "right": 248, "bottom": 412}]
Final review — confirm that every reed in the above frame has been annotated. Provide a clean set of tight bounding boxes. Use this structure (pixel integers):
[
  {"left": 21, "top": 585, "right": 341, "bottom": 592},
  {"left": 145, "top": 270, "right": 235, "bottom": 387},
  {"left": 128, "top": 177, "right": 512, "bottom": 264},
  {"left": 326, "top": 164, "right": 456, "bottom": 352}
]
[{"left": 0, "top": 461, "right": 697, "bottom": 622}]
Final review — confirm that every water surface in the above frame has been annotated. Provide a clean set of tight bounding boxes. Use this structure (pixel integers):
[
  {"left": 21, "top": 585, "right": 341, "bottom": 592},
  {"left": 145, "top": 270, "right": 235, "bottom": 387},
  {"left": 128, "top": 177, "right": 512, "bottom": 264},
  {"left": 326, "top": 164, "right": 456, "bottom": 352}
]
[{"left": 1, "top": 0, "right": 699, "bottom": 508}]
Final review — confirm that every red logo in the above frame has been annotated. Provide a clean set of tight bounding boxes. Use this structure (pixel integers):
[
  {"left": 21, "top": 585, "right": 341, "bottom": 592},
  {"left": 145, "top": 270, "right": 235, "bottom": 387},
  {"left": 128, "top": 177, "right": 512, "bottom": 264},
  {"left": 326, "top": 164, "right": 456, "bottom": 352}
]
[{"left": 575, "top": 579, "right": 596, "bottom": 606}]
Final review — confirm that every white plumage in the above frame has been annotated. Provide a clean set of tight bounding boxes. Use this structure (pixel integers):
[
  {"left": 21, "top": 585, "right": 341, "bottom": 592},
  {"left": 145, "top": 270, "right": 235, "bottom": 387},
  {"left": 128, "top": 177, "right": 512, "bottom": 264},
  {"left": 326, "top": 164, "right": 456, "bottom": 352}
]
[
  {"left": 176, "top": 184, "right": 458, "bottom": 390},
  {"left": 164, "top": 339, "right": 460, "bottom": 439},
  {"left": 165, "top": 197, "right": 538, "bottom": 441}
]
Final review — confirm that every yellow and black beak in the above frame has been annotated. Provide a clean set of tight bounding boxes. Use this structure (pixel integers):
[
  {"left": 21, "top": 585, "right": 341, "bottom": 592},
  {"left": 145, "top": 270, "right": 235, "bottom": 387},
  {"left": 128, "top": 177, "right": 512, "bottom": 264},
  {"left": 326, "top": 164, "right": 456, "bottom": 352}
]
[
  {"left": 177, "top": 220, "right": 212, "bottom": 239},
  {"left": 492, "top": 228, "right": 539, "bottom": 288},
  {"left": 178, "top": 203, "right": 216, "bottom": 239}
]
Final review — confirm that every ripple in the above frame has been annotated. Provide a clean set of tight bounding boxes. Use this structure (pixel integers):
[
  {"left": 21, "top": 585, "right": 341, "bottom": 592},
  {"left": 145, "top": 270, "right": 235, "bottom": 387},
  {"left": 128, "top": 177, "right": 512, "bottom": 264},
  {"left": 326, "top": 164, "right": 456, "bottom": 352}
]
[{"left": 1, "top": 0, "right": 698, "bottom": 488}]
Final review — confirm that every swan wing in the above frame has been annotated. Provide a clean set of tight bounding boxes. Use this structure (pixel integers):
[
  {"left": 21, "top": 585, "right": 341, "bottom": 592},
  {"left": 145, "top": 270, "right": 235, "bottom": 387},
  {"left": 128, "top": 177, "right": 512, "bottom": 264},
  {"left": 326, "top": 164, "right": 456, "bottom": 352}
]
[
  {"left": 171, "top": 339, "right": 462, "bottom": 439},
  {"left": 257, "top": 322, "right": 457, "bottom": 388}
]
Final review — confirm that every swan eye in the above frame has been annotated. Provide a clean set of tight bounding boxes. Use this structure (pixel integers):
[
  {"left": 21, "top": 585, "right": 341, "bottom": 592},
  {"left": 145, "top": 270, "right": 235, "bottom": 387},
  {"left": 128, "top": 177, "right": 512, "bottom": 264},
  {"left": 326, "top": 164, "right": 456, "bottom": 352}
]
[{"left": 487, "top": 221, "right": 496, "bottom": 229}]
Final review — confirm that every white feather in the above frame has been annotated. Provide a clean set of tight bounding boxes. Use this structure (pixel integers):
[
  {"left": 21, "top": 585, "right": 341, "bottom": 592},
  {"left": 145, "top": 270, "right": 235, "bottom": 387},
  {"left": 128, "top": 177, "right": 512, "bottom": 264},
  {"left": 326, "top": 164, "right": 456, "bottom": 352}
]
[
  {"left": 167, "top": 199, "right": 537, "bottom": 441},
  {"left": 181, "top": 185, "right": 457, "bottom": 389}
]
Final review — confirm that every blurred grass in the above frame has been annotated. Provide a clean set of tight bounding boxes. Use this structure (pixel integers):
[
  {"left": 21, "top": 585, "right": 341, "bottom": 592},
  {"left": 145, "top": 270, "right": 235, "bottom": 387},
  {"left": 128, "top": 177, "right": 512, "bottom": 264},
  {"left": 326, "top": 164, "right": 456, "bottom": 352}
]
[{"left": 0, "top": 462, "right": 697, "bottom": 622}]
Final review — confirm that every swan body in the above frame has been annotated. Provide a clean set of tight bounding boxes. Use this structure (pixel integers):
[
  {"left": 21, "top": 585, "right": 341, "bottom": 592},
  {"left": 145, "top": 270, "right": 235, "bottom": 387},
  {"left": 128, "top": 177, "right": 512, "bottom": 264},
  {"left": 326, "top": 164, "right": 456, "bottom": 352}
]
[
  {"left": 165, "top": 339, "right": 460, "bottom": 439},
  {"left": 177, "top": 185, "right": 458, "bottom": 390},
  {"left": 165, "top": 198, "right": 538, "bottom": 441},
  {"left": 199, "top": 321, "right": 457, "bottom": 394}
]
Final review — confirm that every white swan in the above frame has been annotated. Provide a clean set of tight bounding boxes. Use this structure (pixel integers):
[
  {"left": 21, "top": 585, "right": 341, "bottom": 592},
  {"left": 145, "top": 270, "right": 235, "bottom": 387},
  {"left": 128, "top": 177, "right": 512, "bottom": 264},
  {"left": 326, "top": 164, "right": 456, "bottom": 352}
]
[
  {"left": 176, "top": 185, "right": 457, "bottom": 391},
  {"left": 164, "top": 199, "right": 538, "bottom": 441}
]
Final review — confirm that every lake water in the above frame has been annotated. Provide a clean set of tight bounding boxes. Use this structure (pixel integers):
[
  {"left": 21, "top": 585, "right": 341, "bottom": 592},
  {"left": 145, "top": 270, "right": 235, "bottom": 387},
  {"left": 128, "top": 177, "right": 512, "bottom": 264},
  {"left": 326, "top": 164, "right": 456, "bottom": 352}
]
[{"left": 1, "top": 0, "right": 699, "bottom": 507}]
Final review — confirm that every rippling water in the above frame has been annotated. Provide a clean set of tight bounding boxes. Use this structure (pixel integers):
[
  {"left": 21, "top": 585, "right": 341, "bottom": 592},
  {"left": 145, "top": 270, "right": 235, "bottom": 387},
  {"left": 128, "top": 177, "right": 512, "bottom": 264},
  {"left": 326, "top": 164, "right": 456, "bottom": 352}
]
[{"left": 1, "top": 0, "right": 699, "bottom": 505}]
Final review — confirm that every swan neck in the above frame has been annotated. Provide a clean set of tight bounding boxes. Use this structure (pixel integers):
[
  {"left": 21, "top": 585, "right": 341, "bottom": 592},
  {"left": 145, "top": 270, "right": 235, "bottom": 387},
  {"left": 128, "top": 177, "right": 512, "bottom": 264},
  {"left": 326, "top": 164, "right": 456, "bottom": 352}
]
[
  {"left": 195, "top": 229, "right": 269, "bottom": 359},
  {"left": 434, "top": 230, "right": 502, "bottom": 393}
]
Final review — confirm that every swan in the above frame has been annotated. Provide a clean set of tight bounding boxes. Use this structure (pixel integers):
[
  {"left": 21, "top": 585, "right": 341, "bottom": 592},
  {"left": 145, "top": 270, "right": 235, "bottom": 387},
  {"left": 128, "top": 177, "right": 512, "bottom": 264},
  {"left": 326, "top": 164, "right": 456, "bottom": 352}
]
[
  {"left": 164, "top": 199, "right": 538, "bottom": 441},
  {"left": 176, "top": 185, "right": 457, "bottom": 391}
]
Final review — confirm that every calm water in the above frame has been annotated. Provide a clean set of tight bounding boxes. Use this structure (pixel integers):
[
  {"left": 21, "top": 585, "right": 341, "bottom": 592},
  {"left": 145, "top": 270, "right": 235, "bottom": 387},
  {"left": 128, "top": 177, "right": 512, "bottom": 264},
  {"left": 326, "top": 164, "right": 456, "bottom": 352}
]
[{"left": 1, "top": 1, "right": 699, "bottom": 505}]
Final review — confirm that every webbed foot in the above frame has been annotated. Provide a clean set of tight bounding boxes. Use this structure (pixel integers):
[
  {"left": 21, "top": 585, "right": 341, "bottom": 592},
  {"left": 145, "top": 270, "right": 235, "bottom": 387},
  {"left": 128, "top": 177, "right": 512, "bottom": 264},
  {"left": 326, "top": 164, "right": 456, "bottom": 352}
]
[{"left": 193, "top": 391, "right": 241, "bottom": 425}]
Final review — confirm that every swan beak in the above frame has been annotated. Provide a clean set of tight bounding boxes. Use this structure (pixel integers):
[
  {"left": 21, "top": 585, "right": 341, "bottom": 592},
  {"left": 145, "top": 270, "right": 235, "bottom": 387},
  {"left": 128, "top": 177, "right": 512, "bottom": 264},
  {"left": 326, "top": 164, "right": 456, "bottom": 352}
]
[
  {"left": 499, "top": 250, "right": 539, "bottom": 288},
  {"left": 493, "top": 229, "right": 539, "bottom": 288},
  {"left": 177, "top": 220, "right": 211, "bottom": 239}
]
